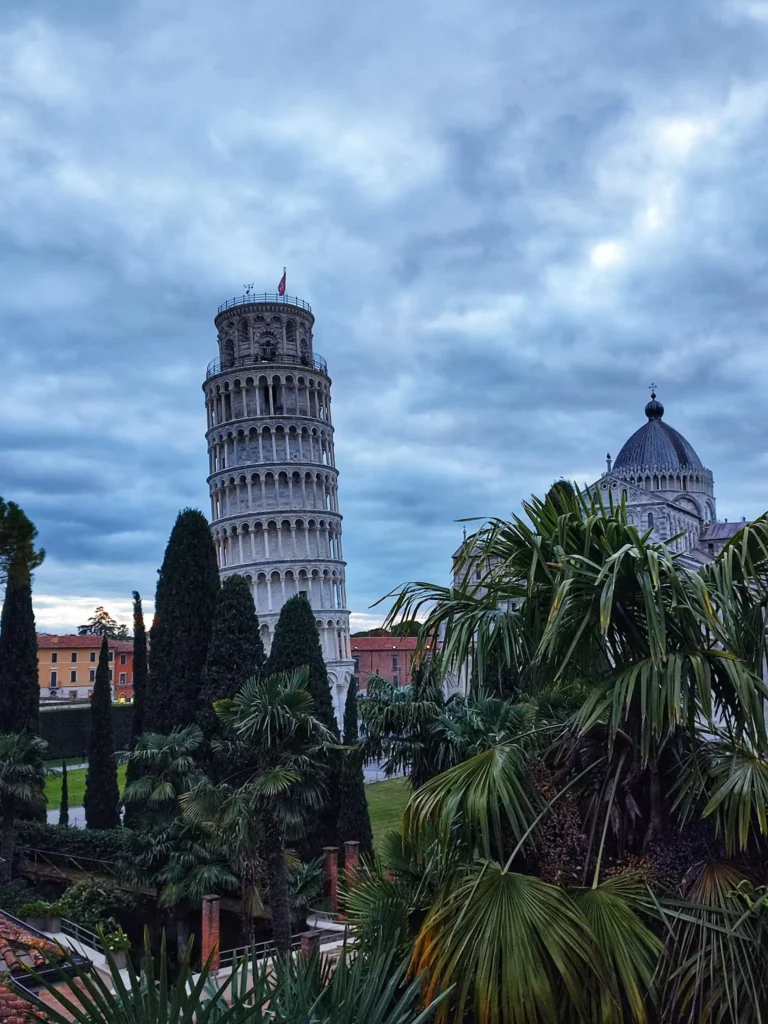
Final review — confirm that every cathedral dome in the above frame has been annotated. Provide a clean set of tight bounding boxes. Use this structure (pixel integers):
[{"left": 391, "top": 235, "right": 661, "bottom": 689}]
[{"left": 613, "top": 392, "right": 703, "bottom": 473}]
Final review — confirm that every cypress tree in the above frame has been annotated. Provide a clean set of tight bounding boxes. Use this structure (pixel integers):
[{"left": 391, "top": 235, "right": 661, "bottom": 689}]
[
  {"left": 59, "top": 762, "right": 69, "bottom": 827},
  {"left": 129, "top": 591, "right": 148, "bottom": 745},
  {"left": 197, "top": 575, "right": 265, "bottom": 745},
  {"left": 84, "top": 636, "right": 120, "bottom": 829},
  {"left": 265, "top": 595, "right": 337, "bottom": 732},
  {"left": 265, "top": 594, "right": 339, "bottom": 849},
  {"left": 144, "top": 509, "right": 220, "bottom": 733},
  {"left": 124, "top": 592, "right": 149, "bottom": 828},
  {"left": 0, "top": 555, "right": 40, "bottom": 735},
  {"left": 337, "top": 677, "right": 373, "bottom": 858}
]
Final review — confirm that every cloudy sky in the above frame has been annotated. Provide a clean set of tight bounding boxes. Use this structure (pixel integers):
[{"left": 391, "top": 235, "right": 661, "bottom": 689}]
[{"left": 2, "top": 0, "right": 768, "bottom": 633}]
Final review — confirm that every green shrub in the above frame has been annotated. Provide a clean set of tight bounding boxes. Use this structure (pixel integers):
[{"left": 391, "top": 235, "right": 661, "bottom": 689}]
[
  {"left": 101, "top": 925, "right": 131, "bottom": 953},
  {"left": 58, "top": 877, "right": 135, "bottom": 929},
  {"left": 16, "top": 822, "right": 131, "bottom": 862},
  {"left": 0, "top": 881, "right": 36, "bottom": 915},
  {"left": 39, "top": 704, "right": 133, "bottom": 760},
  {"left": 17, "top": 901, "right": 52, "bottom": 919}
]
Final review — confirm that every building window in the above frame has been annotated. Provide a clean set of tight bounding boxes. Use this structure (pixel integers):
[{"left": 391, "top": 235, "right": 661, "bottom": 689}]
[
  {"left": 708, "top": 543, "right": 714, "bottom": 555},
  {"left": 353, "top": 658, "right": 360, "bottom": 673},
  {"left": 120, "top": 673, "right": 126, "bottom": 684},
  {"left": 120, "top": 654, "right": 127, "bottom": 665},
  {"left": 109, "top": 670, "right": 113, "bottom": 681},
  {"left": 89, "top": 670, "right": 96, "bottom": 682},
  {"left": 71, "top": 652, "right": 77, "bottom": 663},
  {"left": 69, "top": 691, "right": 77, "bottom": 700},
  {"left": 393, "top": 674, "right": 400, "bottom": 686},
  {"left": 392, "top": 655, "right": 399, "bottom": 671},
  {"left": 51, "top": 652, "right": 58, "bottom": 664},
  {"left": 648, "top": 512, "right": 654, "bottom": 528},
  {"left": 50, "top": 671, "right": 58, "bottom": 685},
  {"left": 108, "top": 651, "right": 114, "bottom": 662},
  {"left": 70, "top": 670, "right": 77, "bottom": 683}
]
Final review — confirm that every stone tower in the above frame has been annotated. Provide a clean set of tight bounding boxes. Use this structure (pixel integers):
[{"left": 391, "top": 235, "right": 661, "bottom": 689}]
[{"left": 203, "top": 289, "right": 354, "bottom": 721}]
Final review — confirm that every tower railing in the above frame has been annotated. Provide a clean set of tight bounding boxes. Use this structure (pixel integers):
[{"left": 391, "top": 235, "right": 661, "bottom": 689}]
[
  {"left": 217, "top": 293, "right": 312, "bottom": 314},
  {"left": 206, "top": 352, "right": 328, "bottom": 380}
]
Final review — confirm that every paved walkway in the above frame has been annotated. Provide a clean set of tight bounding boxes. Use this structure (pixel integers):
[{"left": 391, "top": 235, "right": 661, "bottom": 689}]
[{"left": 47, "top": 807, "right": 86, "bottom": 827}]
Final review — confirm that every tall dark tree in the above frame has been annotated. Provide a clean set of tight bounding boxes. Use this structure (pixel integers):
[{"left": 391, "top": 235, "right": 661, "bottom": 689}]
[
  {"left": 197, "top": 575, "right": 265, "bottom": 765},
  {"left": 123, "top": 592, "right": 149, "bottom": 828},
  {"left": 265, "top": 595, "right": 337, "bottom": 731},
  {"left": 129, "top": 592, "right": 148, "bottom": 746},
  {"left": 59, "top": 762, "right": 69, "bottom": 827},
  {"left": 0, "top": 498, "right": 44, "bottom": 736},
  {"left": 84, "top": 637, "right": 120, "bottom": 830},
  {"left": 145, "top": 510, "right": 220, "bottom": 733},
  {"left": 337, "top": 677, "right": 373, "bottom": 858},
  {"left": 265, "top": 595, "right": 339, "bottom": 849}
]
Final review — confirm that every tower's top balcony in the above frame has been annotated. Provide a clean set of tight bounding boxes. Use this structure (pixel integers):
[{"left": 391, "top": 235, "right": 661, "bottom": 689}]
[
  {"left": 217, "top": 293, "right": 312, "bottom": 315},
  {"left": 206, "top": 351, "right": 328, "bottom": 379}
]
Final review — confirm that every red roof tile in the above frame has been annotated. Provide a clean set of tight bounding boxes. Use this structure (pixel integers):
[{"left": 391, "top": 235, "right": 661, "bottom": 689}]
[{"left": 37, "top": 635, "right": 133, "bottom": 653}]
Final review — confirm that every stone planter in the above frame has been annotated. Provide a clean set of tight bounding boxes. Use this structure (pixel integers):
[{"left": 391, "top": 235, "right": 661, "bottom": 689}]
[
  {"left": 109, "top": 951, "right": 127, "bottom": 969},
  {"left": 25, "top": 917, "right": 46, "bottom": 932},
  {"left": 44, "top": 915, "right": 61, "bottom": 934}
]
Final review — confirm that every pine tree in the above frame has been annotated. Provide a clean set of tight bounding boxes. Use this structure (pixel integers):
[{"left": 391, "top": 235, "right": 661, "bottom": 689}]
[
  {"left": 59, "top": 762, "right": 69, "bottom": 827},
  {"left": 0, "top": 555, "right": 40, "bottom": 735},
  {"left": 337, "top": 677, "right": 373, "bottom": 858},
  {"left": 265, "top": 594, "right": 339, "bottom": 849},
  {"left": 145, "top": 510, "right": 220, "bottom": 733},
  {"left": 84, "top": 636, "right": 120, "bottom": 829},
  {"left": 197, "top": 575, "right": 265, "bottom": 745}
]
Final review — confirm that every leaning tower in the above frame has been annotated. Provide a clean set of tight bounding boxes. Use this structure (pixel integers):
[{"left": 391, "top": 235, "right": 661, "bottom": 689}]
[{"left": 203, "top": 289, "right": 355, "bottom": 722}]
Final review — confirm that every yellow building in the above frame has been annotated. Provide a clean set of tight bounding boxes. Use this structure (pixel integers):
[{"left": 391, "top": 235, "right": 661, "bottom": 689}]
[{"left": 36, "top": 634, "right": 134, "bottom": 702}]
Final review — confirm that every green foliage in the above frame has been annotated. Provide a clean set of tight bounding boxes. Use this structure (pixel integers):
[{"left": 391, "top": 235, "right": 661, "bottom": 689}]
[
  {"left": 145, "top": 509, "right": 220, "bottom": 733},
  {"left": 19, "top": 929, "right": 449, "bottom": 1024},
  {"left": 59, "top": 761, "right": 69, "bottom": 827},
  {"left": 38, "top": 704, "right": 133, "bottom": 760},
  {"left": 0, "top": 880, "right": 37, "bottom": 915},
  {"left": 129, "top": 592, "right": 148, "bottom": 746},
  {"left": 337, "top": 678, "right": 373, "bottom": 857},
  {"left": 0, "top": 732, "right": 47, "bottom": 881},
  {"left": 265, "top": 594, "right": 340, "bottom": 851},
  {"left": 16, "top": 821, "right": 131, "bottom": 860},
  {"left": 287, "top": 856, "right": 324, "bottom": 913},
  {"left": 77, "top": 606, "right": 130, "bottom": 640},
  {"left": 101, "top": 925, "right": 131, "bottom": 953},
  {"left": 122, "top": 726, "right": 205, "bottom": 828},
  {"left": 0, "top": 575, "right": 40, "bottom": 735},
  {"left": 84, "top": 637, "right": 120, "bottom": 829},
  {"left": 57, "top": 876, "right": 135, "bottom": 929},
  {"left": 17, "top": 900, "right": 53, "bottom": 918},
  {"left": 197, "top": 575, "right": 265, "bottom": 766},
  {"left": 181, "top": 667, "right": 335, "bottom": 952},
  {"left": 0, "top": 496, "right": 45, "bottom": 585}
]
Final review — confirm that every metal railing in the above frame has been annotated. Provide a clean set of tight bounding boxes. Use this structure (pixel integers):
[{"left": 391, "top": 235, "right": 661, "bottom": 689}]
[
  {"left": 206, "top": 351, "right": 328, "bottom": 379},
  {"left": 218, "top": 935, "right": 302, "bottom": 969},
  {"left": 23, "top": 846, "right": 122, "bottom": 880},
  {"left": 217, "top": 293, "right": 312, "bottom": 314},
  {"left": 308, "top": 907, "right": 344, "bottom": 924},
  {"left": 60, "top": 917, "right": 105, "bottom": 954}
]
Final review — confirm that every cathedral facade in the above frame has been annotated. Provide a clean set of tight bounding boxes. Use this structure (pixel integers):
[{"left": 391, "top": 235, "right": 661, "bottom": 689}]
[{"left": 590, "top": 390, "right": 743, "bottom": 564}]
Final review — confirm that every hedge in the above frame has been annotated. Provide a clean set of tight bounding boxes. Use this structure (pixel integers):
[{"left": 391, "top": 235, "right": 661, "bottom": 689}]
[
  {"left": 17, "top": 822, "right": 131, "bottom": 862},
  {"left": 39, "top": 704, "right": 134, "bottom": 760}
]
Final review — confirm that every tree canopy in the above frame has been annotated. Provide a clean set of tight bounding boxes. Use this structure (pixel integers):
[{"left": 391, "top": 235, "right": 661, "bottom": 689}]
[{"left": 78, "top": 606, "right": 130, "bottom": 639}]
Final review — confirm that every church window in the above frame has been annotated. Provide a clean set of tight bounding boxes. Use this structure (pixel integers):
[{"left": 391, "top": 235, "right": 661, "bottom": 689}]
[
  {"left": 708, "top": 543, "right": 714, "bottom": 555},
  {"left": 648, "top": 512, "right": 654, "bottom": 528}
]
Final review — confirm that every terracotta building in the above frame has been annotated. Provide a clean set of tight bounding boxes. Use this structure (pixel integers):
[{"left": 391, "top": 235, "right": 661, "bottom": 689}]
[
  {"left": 36, "top": 635, "right": 134, "bottom": 703},
  {"left": 350, "top": 636, "right": 420, "bottom": 690}
]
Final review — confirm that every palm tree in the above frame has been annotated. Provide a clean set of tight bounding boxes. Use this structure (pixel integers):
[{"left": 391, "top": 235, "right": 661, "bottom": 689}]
[
  {"left": 122, "top": 725, "right": 205, "bottom": 827},
  {"left": 0, "top": 732, "right": 46, "bottom": 882},
  {"left": 361, "top": 490, "right": 768, "bottom": 1022},
  {"left": 182, "top": 667, "right": 335, "bottom": 953}
]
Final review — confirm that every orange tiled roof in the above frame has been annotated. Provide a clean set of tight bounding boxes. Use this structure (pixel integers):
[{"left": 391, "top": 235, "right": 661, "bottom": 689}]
[
  {"left": 0, "top": 911, "right": 65, "bottom": 1023},
  {"left": 37, "top": 634, "right": 133, "bottom": 653}
]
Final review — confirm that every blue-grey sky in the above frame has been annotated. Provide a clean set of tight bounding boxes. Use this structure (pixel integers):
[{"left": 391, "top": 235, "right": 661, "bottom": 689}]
[{"left": 2, "top": 0, "right": 768, "bottom": 632}]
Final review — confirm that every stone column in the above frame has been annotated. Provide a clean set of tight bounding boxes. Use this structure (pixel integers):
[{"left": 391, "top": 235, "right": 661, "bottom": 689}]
[
  {"left": 201, "top": 895, "right": 220, "bottom": 971},
  {"left": 323, "top": 846, "right": 339, "bottom": 910},
  {"left": 344, "top": 841, "right": 360, "bottom": 881},
  {"left": 299, "top": 930, "right": 321, "bottom": 956}
]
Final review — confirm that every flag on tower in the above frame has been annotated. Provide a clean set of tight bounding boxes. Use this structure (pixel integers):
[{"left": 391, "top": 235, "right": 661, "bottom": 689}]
[{"left": 277, "top": 268, "right": 286, "bottom": 296}]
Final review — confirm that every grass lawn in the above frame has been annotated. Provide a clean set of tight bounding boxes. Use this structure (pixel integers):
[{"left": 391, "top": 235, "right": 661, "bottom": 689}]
[
  {"left": 45, "top": 763, "right": 127, "bottom": 811},
  {"left": 366, "top": 776, "right": 410, "bottom": 849}
]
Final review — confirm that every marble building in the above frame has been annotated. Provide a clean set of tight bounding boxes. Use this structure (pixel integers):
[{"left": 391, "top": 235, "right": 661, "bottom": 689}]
[{"left": 202, "top": 290, "right": 354, "bottom": 722}]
